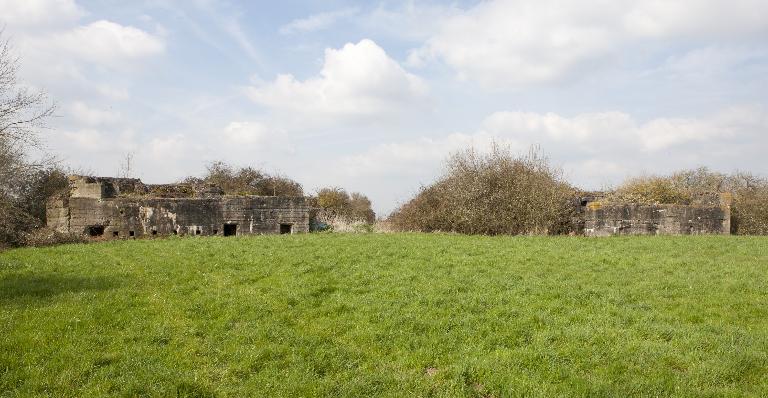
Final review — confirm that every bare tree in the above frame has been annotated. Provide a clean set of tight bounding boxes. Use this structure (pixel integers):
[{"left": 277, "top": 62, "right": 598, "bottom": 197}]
[
  {"left": 0, "top": 30, "right": 55, "bottom": 151},
  {"left": 0, "top": 30, "right": 58, "bottom": 247},
  {"left": 117, "top": 152, "right": 134, "bottom": 178}
]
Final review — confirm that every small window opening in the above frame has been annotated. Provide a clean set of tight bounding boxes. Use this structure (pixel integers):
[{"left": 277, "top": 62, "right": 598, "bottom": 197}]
[
  {"left": 88, "top": 226, "right": 105, "bottom": 237},
  {"left": 129, "top": 231, "right": 135, "bottom": 237},
  {"left": 112, "top": 231, "right": 119, "bottom": 238},
  {"left": 213, "top": 229, "right": 218, "bottom": 235},
  {"left": 224, "top": 224, "right": 237, "bottom": 237},
  {"left": 172, "top": 230, "right": 178, "bottom": 235},
  {"left": 280, "top": 224, "right": 292, "bottom": 235},
  {"left": 195, "top": 229, "right": 201, "bottom": 235},
  {"left": 151, "top": 230, "right": 158, "bottom": 236}
]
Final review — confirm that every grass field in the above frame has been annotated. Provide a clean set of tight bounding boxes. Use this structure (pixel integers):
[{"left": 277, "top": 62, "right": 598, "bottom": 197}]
[{"left": 1, "top": 234, "right": 767, "bottom": 397}]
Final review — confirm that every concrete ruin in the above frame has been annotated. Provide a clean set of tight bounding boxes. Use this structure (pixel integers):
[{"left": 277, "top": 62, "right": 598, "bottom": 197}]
[
  {"left": 46, "top": 175, "right": 732, "bottom": 239},
  {"left": 47, "top": 176, "right": 310, "bottom": 239},
  {"left": 578, "top": 193, "right": 731, "bottom": 236}
]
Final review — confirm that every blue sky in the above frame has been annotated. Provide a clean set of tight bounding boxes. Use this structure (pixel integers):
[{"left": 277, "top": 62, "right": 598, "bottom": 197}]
[{"left": 3, "top": 0, "right": 767, "bottom": 214}]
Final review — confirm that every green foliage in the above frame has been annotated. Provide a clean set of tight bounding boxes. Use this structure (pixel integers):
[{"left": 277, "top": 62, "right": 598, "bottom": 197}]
[
  {"left": 390, "top": 145, "right": 577, "bottom": 235},
  {"left": 1, "top": 234, "right": 768, "bottom": 396}
]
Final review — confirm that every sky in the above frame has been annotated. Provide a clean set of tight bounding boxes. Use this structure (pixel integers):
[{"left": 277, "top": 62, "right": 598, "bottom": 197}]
[{"left": 2, "top": 0, "right": 767, "bottom": 215}]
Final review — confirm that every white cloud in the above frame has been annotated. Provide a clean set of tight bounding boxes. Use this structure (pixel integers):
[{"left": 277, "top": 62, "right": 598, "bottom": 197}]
[
  {"left": 409, "top": 0, "right": 768, "bottom": 87},
  {"left": 0, "top": 0, "right": 85, "bottom": 30},
  {"left": 148, "top": 134, "right": 189, "bottom": 160},
  {"left": 655, "top": 46, "right": 768, "bottom": 80},
  {"left": 247, "top": 39, "right": 428, "bottom": 119},
  {"left": 50, "top": 20, "right": 165, "bottom": 64},
  {"left": 482, "top": 107, "right": 764, "bottom": 151},
  {"left": 222, "top": 121, "right": 269, "bottom": 144},
  {"left": 340, "top": 105, "right": 768, "bottom": 211},
  {"left": 54, "top": 129, "right": 137, "bottom": 155},
  {"left": 365, "top": 1, "right": 460, "bottom": 42},
  {"left": 68, "top": 101, "right": 121, "bottom": 126},
  {"left": 280, "top": 7, "right": 359, "bottom": 35},
  {"left": 623, "top": 0, "right": 768, "bottom": 39},
  {"left": 341, "top": 132, "right": 522, "bottom": 177}
]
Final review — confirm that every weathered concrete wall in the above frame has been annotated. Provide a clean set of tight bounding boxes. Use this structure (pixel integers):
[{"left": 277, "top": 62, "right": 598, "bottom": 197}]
[
  {"left": 48, "top": 176, "right": 310, "bottom": 238},
  {"left": 582, "top": 202, "right": 730, "bottom": 236}
]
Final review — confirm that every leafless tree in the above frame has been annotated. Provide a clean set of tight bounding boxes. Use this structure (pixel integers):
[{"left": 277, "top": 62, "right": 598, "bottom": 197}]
[
  {"left": 0, "top": 30, "right": 58, "bottom": 247},
  {"left": 0, "top": 30, "right": 55, "bottom": 151},
  {"left": 117, "top": 152, "right": 134, "bottom": 178}
]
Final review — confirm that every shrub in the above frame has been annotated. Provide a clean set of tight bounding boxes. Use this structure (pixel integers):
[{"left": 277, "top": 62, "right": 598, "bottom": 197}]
[
  {"left": 0, "top": 195, "right": 38, "bottom": 248},
  {"left": 732, "top": 189, "right": 768, "bottom": 235},
  {"left": 609, "top": 175, "right": 692, "bottom": 204},
  {"left": 310, "top": 188, "right": 376, "bottom": 230},
  {"left": 0, "top": 167, "right": 69, "bottom": 248},
  {"left": 186, "top": 161, "right": 303, "bottom": 197},
  {"left": 389, "top": 145, "right": 577, "bottom": 235}
]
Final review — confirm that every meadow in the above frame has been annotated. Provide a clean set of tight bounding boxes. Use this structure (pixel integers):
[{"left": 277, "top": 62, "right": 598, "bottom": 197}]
[{"left": 1, "top": 234, "right": 766, "bottom": 397}]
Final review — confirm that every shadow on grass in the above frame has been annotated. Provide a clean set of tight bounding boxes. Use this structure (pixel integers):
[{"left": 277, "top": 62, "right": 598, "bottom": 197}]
[{"left": 0, "top": 274, "right": 121, "bottom": 304}]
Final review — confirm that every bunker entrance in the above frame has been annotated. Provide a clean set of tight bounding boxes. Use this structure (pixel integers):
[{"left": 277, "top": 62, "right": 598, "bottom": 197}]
[
  {"left": 280, "top": 224, "right": 292, "bottom": 235},
  {"left": 88, "top": 226, "right": 105, "bottom": 237},
  {"left": 224, "top": 224, "right": 237, "bottom": 236}
]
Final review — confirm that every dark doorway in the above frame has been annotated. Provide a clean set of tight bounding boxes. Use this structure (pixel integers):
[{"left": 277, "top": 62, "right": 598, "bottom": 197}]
[
  {"left": 88, "top": 226, "right": 105, "bottom": 237},
  {"left": 280, "top": 224, "right": 292, "bottom": 235},
  {"left": 224, "top": 224, "right": 237, "bottom": 236},
  {"left": 129, "top": 231, "right": 135, "bottom": 237}
]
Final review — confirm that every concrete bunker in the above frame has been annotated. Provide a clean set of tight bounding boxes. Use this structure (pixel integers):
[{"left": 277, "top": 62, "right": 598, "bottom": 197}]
[
  {"left": 47, "top": 176, "right": 311, "bottom": 239},
  {"left": 578, "top": 193, "right": 731, "bottom": 236}
]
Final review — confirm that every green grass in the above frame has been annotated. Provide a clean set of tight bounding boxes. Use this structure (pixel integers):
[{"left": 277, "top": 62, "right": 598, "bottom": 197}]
[{"left": 1, "top": 234, "right": 767, "bottom": 397}]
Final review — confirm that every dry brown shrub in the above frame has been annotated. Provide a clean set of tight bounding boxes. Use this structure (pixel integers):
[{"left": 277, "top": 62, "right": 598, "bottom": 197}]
[
  {"left": 310, "top": 188, "right": 376, "bottom": 229},
  {"left": 608, "top": 175, "right": 692, "bottom": 204},
  {"left": 389, "top": 144, "right": 577, "bottom": 235},
  {"left": 186, "top": 161, "right": 303, "bottom": 197}
]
